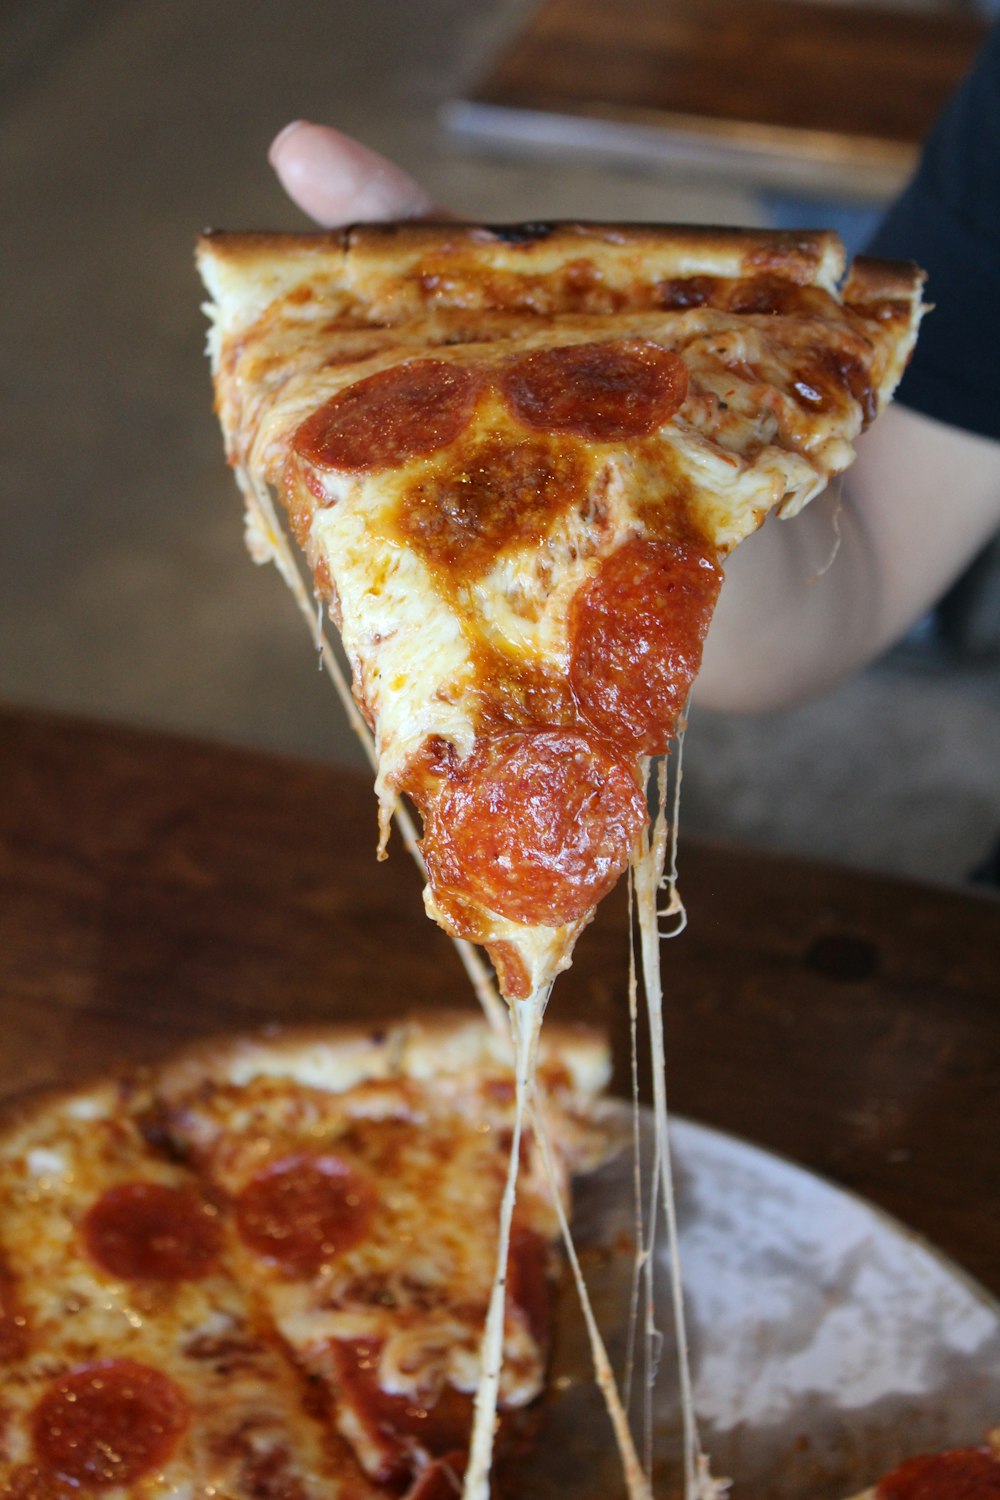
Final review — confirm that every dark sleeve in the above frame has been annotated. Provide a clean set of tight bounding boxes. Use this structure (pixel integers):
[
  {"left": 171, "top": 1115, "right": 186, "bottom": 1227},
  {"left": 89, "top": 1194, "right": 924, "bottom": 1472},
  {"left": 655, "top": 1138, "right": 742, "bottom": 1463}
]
[{"left": 865, "top": 21, "right": 1000, "bottom": 442}]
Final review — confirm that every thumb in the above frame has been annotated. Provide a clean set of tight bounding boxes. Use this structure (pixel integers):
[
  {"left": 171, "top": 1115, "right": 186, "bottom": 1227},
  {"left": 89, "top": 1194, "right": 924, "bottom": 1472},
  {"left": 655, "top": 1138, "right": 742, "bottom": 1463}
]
[{"left": 269, "top": 122, "right": 438, "bottom": 227}]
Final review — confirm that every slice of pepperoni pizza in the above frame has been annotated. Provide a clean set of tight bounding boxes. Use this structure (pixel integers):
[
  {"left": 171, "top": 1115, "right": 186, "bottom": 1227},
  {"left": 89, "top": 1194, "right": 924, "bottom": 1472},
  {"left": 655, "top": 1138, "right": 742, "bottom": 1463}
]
[
  {"left": 0, "top": 1074, "right": 372, "bottom": 1499},
  {"left": 150, "top": 1017, "right": 610, "bottom": 1497},
  {"left": 197, "top": 223, "right": 923, "bottom": 1004}
]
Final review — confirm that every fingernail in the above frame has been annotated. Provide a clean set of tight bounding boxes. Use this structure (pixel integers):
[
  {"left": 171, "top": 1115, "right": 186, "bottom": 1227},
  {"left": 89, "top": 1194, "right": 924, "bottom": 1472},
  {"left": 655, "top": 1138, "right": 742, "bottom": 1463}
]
[{"left": 268, "top": 120, "right": 308, "bottom": 162}]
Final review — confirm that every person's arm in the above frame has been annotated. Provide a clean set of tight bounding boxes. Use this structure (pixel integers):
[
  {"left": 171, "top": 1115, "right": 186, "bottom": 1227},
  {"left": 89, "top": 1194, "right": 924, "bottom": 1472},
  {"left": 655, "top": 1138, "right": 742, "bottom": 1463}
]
[
  {"left": 269, "top": 122, "right": 1000, "bottom": 714},
  {"left": 697, "top": 406, "right": 1000, "bottom": 712}
]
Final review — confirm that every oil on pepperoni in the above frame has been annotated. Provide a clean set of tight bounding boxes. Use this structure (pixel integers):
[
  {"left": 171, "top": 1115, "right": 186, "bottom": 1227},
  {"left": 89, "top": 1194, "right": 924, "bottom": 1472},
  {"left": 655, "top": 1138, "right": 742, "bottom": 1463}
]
[
  {"left": 570, "top": 536, "right": 723, "bottom": 755},
  {"left": 31, "top": 1359, "right": 188, "bottom": 1487},
  {"left": 501, "top": 340, "right": 688, "bottom": 442},
  {"left": 82, "top": 1182, "right": 222, "bottom": 1282},
  {"left": 234, "top": 1154, "right": 373, "bottom": 1277},
  {"left": 293, "top": 360, "right": 481, "bottom": 472},
  {"left": 423, "top": 728, "right": 645, "bottom": 929},
  {"left": 330, "top": 1339, "right": 473, "bottom": 1486},
  {"left": 393, "top": 434, "right": 585, "bottom": 582},
  {"left": 875, "top": 1448, "right": 1000, "bottom": 1499}
]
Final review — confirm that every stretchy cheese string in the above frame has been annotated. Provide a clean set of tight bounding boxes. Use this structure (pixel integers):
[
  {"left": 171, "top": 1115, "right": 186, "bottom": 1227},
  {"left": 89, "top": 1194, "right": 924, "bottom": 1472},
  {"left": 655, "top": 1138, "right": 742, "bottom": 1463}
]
[
  {"left": 635, "top": 752, "right": 728, "bottom": 1500},
  {"left": 621, "top": 867, "right": 647, "bottom": 1418},
  {"left": 807, "top": 474, "right": 844, "bottom": 584},
  {"left": 235, "top": 467, "right": 509, "bottom": 1041},
  {"left": 659, "top": 739, "right": 688, "bottom": 938},
  {"left": 530, "top": 1095, "right": 653, "bottom": 1500},
  {"left": 463, "top": 988, "right": 548, "bottom": 1500}
]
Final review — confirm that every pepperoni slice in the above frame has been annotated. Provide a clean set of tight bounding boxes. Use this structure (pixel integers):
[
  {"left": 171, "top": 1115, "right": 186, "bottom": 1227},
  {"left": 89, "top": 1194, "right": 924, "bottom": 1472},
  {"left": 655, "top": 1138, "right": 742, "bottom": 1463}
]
[
  {"left": 569, "top": 536, "right": 722, "bottom": 755},
  {"left": 501, "top": 340, "right": 688, "bottom": 442},
  {"left": 293, "top": 360, "right": 481, "bottom": 472},
  {"left": 31, "top": 1359, "right": 188, "bottom": 1487},
  {"left": 331, "top": 1339, "right": 473, "bottom": 1486},
  {"left": 82, "top": 1182, "right": 222, "bottom": 1282},
  {"left": 423, "top": 728, "right": 645, "bottom": 929},
  {"left": 875, "top": 1448, "right": 1000, "bottom": 1499},
  {"left": 234, "top": 1154, "right": 373, "bottom": 1276}
]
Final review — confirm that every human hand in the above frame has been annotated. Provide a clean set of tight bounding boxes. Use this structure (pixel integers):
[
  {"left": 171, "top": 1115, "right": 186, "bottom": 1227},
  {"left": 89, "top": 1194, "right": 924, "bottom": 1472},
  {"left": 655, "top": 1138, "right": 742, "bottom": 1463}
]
[{"left": 269, "top": 122, "right": 439, "bottom": 226}]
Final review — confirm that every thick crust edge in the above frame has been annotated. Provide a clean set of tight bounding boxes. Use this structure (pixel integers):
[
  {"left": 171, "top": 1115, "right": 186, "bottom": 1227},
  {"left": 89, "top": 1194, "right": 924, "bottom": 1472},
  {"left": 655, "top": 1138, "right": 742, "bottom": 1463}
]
[
  {"left": 0, "top": 1015, "right": 611, "bottom": 1149},
  {"left": 196, "top": 221, "right": 854, "bottom": 342},
  {"left": 198, "top": 220, "right": 845, "bottom": 273},
  {"left": 152, "top": 1013, "right": 610, "bottom": 1101}
]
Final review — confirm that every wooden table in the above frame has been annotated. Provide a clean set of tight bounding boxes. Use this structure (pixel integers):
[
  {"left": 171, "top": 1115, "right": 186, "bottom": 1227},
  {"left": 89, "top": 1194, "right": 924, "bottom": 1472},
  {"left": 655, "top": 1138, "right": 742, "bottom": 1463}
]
[
  {"left": 1, "top": 706, "right": 998, "bottom": 1296},
  {"left": 450, "top": 0, "right": 989, "bottom": 199}
]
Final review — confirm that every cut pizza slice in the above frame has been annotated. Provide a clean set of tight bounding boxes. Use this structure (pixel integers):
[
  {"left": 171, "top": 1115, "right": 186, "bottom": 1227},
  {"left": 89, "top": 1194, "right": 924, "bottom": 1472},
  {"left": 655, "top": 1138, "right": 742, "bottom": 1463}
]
[
  {"left": 198, "top": 223, "right": 923, "bottom": 1003},
  {"left": 151, "top": 1017, "right": 612, "bottom": 1497},
  {"left": 0, "top": 1074, "right": 381, "bottom": 1500}
]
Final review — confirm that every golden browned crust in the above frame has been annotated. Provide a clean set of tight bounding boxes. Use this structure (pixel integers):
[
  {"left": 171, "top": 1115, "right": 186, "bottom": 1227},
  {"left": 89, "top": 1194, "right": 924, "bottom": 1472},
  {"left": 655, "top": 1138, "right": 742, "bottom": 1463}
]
[
  {"left": 0, "top": 1016, "right": 610, "bottom": 1151},
  {"left": 152, "top": 1013, "right": 610, "bottom": 1104},
  {"left": 196, "top": 222, "right": 859, "bottom": 351},
  {"left": 0, "top": 1074, "right": 139, "bottom": 1146},
  {"left": 842, "top": 254, "right": 925, "bottom": 306},
  {"left": 198, "top": 221, "right": 845, "bottom": 279}
]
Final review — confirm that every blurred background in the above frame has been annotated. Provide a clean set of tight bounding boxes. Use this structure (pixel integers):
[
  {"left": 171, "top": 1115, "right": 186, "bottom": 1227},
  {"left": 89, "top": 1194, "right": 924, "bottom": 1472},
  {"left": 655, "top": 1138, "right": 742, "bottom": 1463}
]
[{"left": 3, "top": 0, "right": 998, "bottom": 887}]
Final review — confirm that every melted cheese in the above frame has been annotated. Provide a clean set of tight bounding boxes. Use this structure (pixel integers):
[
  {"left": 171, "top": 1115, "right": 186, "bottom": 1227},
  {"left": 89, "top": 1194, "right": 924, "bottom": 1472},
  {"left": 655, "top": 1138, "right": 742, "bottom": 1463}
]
[
  {"left": 167, "top": 1069, "right": 558, "bottom": 1417},
  {"left": 0, "top": 1084, "right": 359, "bottom": 1499}
]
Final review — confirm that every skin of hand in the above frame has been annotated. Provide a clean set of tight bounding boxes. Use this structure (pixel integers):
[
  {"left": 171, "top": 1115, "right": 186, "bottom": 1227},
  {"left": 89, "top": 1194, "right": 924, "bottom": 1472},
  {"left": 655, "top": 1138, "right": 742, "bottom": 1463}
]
[
  {"left": 269, "top": 122, "right": 438, "bottom": 223},
  {"left": 269, "top": 122, "right": 1000, "bottom": 713}
]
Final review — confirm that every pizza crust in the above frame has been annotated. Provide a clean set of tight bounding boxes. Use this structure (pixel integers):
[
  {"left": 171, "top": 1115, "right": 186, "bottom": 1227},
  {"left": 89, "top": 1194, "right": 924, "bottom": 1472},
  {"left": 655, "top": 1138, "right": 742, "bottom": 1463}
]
[
  {"left": 0, "top": 1014, "right": 611, "bottom": 1161},
  {"left": 149, "top": 1011, "right": 610, "bottom": 1101}
]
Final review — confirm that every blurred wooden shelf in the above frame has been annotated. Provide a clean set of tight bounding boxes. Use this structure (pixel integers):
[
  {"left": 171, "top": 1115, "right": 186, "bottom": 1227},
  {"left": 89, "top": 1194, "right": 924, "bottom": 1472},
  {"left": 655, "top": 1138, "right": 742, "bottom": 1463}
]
[{"left": 447, "top": 0, "right": 989, "bottom": 199}]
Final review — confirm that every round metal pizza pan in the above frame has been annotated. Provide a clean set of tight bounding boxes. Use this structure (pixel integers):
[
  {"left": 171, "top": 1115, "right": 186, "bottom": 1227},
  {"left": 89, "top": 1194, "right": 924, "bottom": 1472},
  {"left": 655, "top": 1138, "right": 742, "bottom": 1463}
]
[{"left": 516, "top": 1107, "right": 1000, "bottom": 1499}]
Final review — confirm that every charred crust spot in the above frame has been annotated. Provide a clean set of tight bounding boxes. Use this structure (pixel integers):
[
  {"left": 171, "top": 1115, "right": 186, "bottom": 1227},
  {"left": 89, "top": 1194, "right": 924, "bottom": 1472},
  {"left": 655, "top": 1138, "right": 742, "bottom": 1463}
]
[
  {"left": 657, "top": 275, "right": 717, "bottom": 310},
  {"left": 484, "top": 223, "right": 555, "bottom": 245}
]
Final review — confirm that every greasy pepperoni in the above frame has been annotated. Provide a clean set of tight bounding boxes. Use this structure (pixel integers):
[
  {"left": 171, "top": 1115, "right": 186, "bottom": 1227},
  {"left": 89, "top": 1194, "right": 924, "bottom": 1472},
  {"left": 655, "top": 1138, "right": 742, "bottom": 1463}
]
[
  {"left": 31, "top": 1359, "right": 188, "bottom": 1487},
  {"left": 393, "top": 435, "right": 586, "bottom": 581},
  {"left": 331, "top": 1339, "right": 473, "bottom": 1485},
  {"left": 293, "top": 360, "right": 481, "bottom": 472},
  {"left": 501, "top": 340, "right": 688, "bottom": 442},
  {"left": 876, "top": 1448, "right": 1000, "bottom": 1499},
  {"left": 422, "top": 728, "right": 645, "bottom": 928},
  {"left": 234, "top": 1154, "right": 373, "bottom": 1276},
  {"left": 0, "top": 1259, "right": 28, "bottom": 1363},
  {"left": 569, "top": 536, "right": 722, "bottom": 755},
  {"left": 82, "top": 1182, "right": 222, "bottom": 1282}
]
